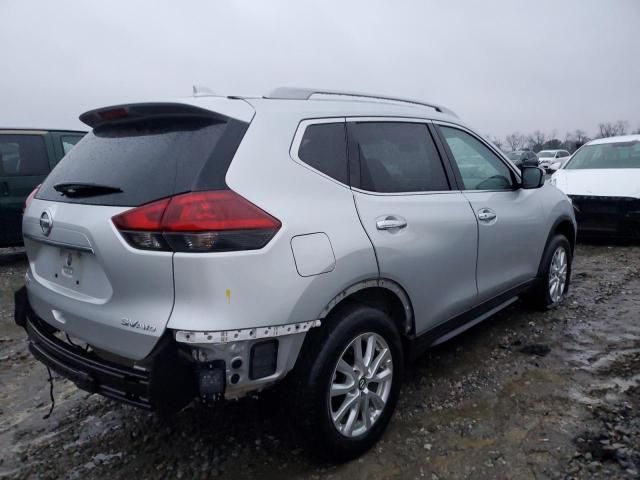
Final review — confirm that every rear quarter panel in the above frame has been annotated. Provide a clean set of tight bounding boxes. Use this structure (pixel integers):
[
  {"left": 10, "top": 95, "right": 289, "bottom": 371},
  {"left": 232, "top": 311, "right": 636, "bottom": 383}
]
[{"left": 167, "top": 109, "right": 378, "bottom": 332}]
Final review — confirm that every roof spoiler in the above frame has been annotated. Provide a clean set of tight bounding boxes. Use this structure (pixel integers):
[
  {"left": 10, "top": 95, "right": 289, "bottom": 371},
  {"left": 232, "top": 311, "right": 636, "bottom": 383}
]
[{"left": 79, "top": 102, "right": 227, "bottom": 129}]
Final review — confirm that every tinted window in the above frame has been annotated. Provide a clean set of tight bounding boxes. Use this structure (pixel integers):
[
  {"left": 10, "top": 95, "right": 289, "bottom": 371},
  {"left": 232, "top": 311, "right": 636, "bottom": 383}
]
[
  {"left": 38, "top": 119, "right": 230, "bottom": 206},
  {"left": 0, "top": 134, "right": 48, "bottom": 176},
  {"left": 350, "top": 122, "right": 449, "bottom": 193},
  {"left": 298, "top": 123, "right": 347, "bottom": 183},
  {"left": 61, "top": 135, "right": 83, "bottom": 155},
  {"left": 438, "top": 126, "right": 514, "bottom": 190}
]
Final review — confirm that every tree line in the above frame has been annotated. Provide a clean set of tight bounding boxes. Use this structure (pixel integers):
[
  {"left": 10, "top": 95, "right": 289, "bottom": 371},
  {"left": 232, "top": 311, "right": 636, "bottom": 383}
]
[{"left": 488, "top": 120, "right": 640, "bottom": 153}]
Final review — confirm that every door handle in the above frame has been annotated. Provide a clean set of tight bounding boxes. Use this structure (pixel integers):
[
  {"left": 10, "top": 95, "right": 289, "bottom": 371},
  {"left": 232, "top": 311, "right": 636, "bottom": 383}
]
[
  {"left": 376, "top": 216, "right": 407, "bottom": 231},
  {"left": 477, "top": 208, "right": 497, "bottom": 222}
]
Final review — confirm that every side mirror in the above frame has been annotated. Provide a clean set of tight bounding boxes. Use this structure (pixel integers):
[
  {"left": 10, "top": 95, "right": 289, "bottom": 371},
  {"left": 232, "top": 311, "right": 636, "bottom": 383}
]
[{"left": 521, "top": 166, "right": 545, "bottom": 189}]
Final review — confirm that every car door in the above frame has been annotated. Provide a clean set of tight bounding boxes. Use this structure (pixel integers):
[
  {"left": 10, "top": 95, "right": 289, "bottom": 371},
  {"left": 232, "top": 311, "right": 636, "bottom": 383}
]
[
  {"left": 435, "top": 123, "right": 547, "bottom": 303},
  {"left": 348, "top": 119, "right": 479, "bottom": 335},
  {"left": 0, "top": 132, "right": 51, "bottom": 246}
]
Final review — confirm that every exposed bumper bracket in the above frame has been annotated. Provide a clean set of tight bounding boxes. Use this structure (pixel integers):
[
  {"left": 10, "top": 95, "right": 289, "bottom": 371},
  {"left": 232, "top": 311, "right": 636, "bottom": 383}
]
[{"left": 175, "top": 319, "right": 321, "bottom": 345}]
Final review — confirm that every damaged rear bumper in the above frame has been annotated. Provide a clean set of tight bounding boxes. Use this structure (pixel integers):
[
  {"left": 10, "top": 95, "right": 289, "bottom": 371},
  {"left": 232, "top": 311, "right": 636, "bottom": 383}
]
[
  {"left": 569, "top": 195, "right": 640, "bottom": 239},
  {"left": 27, "top": 317, "right": 154, "bottom": 409},
  {"left": 15, "top": 286, "right": 196, "bottom": 413},
  {"left": 14, "top": 286, "right": 316, "bottom": 411}
]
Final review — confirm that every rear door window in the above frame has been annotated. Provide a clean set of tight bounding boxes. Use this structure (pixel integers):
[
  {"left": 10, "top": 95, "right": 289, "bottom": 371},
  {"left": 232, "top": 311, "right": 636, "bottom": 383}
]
[
  {"left": 37, "top": 119, "right": 232, "bottom": 206},
  {"left": 0, "top": 134, "right": 49, "bottom": 176},
  {"left": 348, "top": 122, "right": 450, "bottom": 193},
  {"left": 297, "top": 123, "right": 348, "bottom": 184}
]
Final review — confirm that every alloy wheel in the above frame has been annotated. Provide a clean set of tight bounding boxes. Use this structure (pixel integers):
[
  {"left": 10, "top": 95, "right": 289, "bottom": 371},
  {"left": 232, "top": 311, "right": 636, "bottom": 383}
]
[
  {"left": 329, "top": 332, "right": 393, "bottom": 437},
  {"left": 548, "top": 246, "right": 568, "bottom": 303}
]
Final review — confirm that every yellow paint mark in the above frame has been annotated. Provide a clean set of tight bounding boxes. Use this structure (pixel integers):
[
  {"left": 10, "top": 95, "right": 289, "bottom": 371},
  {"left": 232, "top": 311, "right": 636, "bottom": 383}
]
[{"left": 225, "top": 289, "right": 231, "bottom": 304}]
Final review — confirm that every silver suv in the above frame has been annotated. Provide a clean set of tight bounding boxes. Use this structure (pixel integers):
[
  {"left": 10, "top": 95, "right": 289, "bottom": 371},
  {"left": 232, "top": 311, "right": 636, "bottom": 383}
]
[{"left": 15, "top": 88, "right": 576, "bottom": 460}]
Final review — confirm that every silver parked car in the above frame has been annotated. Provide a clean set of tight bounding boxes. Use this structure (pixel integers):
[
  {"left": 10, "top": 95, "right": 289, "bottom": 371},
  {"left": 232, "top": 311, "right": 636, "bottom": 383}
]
[
  {"left": 15, "top": 88, "right": 576, "bottom": 460},
  {"left": 538, "top": 149, "right": 571, "bottom": 173}
]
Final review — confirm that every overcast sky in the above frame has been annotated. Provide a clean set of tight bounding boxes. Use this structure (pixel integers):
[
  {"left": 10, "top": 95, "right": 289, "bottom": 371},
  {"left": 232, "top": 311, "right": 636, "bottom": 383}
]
[{"left": 1, "top": 0, "right": 638, "bottom": 138}]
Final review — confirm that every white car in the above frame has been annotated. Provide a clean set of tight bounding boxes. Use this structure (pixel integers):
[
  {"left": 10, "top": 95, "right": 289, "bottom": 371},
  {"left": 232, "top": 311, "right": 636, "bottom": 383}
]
[
  {"left": 538, "top": 149, "right": 571, "bottom": 173},
  {"left": 550, "top": 135, "right": 640, "bottom": 238}
]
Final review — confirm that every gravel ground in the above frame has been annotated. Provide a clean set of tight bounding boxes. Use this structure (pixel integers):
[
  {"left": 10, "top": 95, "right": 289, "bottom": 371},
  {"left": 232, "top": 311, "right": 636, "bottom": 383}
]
[{"left": 1, "top": 243, "right": 639, "bottom": 479}]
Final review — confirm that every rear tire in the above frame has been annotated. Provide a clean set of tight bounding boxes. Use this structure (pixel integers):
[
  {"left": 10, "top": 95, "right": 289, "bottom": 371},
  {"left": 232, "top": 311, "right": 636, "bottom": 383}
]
[
  {"left": 287, "top": 302, "right": 403, "bottom": 462},
  {"left": 527, "top": 234, "right": 572, "bottom": 310}
]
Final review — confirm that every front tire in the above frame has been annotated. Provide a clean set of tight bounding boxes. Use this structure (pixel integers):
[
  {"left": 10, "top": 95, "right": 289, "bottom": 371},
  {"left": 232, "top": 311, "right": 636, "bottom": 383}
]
[
  {"left": 528, "top": 234, "right": 572, "bottom": 309},
  {"left": 288, "top": 302, "right": 403, "bottom": 462}
]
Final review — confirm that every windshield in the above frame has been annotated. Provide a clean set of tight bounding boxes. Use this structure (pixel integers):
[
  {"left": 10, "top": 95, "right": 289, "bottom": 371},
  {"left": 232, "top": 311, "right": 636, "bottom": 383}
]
[
  {"left": 538, "top": 151, "right": 555, "bottom": 158},
  {"left": 565, "top": 141, "right": 640, "bottom": 170}
]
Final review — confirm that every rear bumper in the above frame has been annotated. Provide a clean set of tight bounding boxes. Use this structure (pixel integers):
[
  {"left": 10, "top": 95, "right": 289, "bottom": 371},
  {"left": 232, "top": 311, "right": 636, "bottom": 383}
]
[
  {"left": 27, "top": 315, "right": 154, "bottom": 409},
  {"left": 15, "top": 287, "right": 196, "bottom": 413},
  {"left": 569, "top": 195, "right": 640, "bottom": 239}
]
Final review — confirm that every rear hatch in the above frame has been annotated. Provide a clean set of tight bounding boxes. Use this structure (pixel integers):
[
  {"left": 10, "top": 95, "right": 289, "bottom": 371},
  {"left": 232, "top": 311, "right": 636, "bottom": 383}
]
[{"left": 23, "top": 102, "right": 252, "bottom": 360}]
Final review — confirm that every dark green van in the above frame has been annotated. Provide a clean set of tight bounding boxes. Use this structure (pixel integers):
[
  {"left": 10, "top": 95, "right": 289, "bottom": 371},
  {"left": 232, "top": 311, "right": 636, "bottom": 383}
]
[{"left": 0, "top": 129, "right": 85, "bottom": 247}]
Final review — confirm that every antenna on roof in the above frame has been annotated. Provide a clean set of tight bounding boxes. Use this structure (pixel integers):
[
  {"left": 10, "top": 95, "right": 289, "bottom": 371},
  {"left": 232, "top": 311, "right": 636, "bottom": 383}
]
[{"left": 192, "top": 85, "right": 216, "bottom": 97}]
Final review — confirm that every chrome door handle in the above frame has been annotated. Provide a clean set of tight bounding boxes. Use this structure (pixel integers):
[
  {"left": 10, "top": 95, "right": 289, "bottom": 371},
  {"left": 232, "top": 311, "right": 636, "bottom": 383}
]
[
  {"left": 477, "top": 208, "right": 496, "bottom": 221},
  {"left": 376, "top": 217, "right": 407, "bottom": 230}
]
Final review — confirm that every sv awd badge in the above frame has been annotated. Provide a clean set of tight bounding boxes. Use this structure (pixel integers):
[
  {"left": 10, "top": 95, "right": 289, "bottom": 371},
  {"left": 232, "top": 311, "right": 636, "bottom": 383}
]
[{"left": 121, "top": 318, "right": 157, "bottom": 333}]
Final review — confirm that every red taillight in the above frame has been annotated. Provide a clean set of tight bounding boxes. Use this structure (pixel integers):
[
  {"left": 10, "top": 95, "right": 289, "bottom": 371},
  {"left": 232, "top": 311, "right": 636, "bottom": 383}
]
[
  {"left": 112, "top": 190, "right": 281, "bottom": 252},
  {"left": 112, "top": 197, "right": 169, "bottom": 231},
  {"left": 162, "top": 191, "right": 281, "bottom": 232},
  {"left": 25, "top": 184, "right": 41, "bottom": 211}
]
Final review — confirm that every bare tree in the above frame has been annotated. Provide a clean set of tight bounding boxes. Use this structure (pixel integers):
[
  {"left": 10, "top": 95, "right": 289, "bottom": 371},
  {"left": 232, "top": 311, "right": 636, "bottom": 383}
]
[
  {"left": 505, "top": 132, "right": 526, "bottom": 151},
  {"left": 526, "top": 130, "right": 548, "bottom": 152},
  {"left": 633, "top": 126, "right": 640, "bottom": 135},
  {"left": 572, "top": 129, "right": 589, "bottom": 145},
  {"left": 598, "top": 120, "right": 629, "bottom": 138},
  {"left": 564, "top": 129, "right": 590, "bottom": 152},
  {"left": 486, "top": 135, "right": 504, "bottom": 151}
]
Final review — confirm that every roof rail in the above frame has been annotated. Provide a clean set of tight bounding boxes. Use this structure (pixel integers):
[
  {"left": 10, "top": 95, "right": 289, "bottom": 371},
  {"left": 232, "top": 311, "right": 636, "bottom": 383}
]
[{"left": 267, "top": 87, "right": 457, "bottom": 118}]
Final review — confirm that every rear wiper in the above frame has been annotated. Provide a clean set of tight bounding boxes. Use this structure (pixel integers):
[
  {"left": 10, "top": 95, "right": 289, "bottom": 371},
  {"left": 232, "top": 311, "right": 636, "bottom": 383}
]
[{"left": 54, "top": 182, "right": 123, "bottom": 198}]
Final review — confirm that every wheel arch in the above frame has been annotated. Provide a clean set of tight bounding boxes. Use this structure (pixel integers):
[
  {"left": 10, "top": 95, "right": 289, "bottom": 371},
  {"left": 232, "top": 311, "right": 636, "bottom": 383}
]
[
  {"left": 538, "top": 215, "right": 576, "bottom": 276},
  {"left": 318, "top": 279, "right": 415, "bottom": 336}
]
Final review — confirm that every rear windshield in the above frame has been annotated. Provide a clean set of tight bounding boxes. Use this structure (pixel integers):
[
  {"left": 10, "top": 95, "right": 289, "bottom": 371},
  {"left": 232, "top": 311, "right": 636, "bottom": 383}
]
[
  {"left": 565, "top": 141, "right": 640, "bottom": 170},
  {"left": 37, "top": 118, "right": 239, "bottom": 206},
  {"left": 538, "top": 151, "right": 555, "bottom": 158}
]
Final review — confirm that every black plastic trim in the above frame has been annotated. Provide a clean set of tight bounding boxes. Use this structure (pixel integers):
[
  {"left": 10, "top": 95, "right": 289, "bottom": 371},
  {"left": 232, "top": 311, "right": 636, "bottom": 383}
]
[
  {"left": 408, "top": 280, "right": 534, "bottom": 360},
  {"left": 568, "top": 195, "right": 640, "bottom": 239},
  {"left": 249, "top": 339, "right": 279, "bottom": 380},
  {"left": 540, "top": 214, "right": 577, "bottom": 265},
  {"left": 26, "top": 316, "right": 152, "bottom": 408}
]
